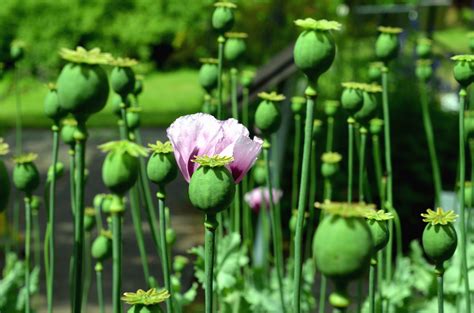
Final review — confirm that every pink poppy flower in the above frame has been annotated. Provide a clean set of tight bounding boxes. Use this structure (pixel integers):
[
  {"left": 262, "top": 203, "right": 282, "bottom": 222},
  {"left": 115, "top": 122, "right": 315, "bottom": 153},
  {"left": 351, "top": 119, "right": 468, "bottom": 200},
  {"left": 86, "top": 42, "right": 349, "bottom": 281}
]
[
  {"left": 166, "top": 113, "right": 263, "bottom": 183},
  {"left": 244, "top": 187, "right": 283, "bottom": 213}
]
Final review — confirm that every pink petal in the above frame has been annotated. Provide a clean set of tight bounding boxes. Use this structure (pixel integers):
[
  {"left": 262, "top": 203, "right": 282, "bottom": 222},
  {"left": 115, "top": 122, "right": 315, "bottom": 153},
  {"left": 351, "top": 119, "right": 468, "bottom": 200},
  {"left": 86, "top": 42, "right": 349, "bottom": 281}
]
[
  {"left": 230, "top": 136, "right": 263, "bottom": 183},
  {"left": 244, "top": 187, "right": 283, "bottom": 213},
  {"left": 166, "top": 113, "right": 222, "bottom": 182},
  {"left": 216, "top": 118, "right": 250, "bottom": 156}
]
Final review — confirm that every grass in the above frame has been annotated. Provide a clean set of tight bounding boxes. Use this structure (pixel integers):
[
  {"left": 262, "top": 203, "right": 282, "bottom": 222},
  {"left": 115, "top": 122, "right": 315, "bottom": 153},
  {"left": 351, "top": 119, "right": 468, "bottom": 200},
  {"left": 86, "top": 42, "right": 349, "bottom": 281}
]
[{"left": 0, "top": 69, "right": 203, "bottom": 128}]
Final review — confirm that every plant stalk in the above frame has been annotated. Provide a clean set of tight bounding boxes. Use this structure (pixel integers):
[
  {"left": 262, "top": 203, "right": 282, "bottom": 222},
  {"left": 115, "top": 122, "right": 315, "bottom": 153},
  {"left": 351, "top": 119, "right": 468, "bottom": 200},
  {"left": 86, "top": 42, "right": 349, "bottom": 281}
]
[
  {"left": 112, "top": 210, "right": 123, "bottom": 313},
  {"left": 24, "top": 194, "right": 32, "bottom": 313},
  {"left": 348, "top": 117, "right": 355, "bottom": 203},
  {"left": 217, "top": 36, "right": 225, "bottom": 119},
  {"left": 95, "top": 263, "right": 105, "bottom": 313},
  {"left": 292, "top": 113, "right": 302, "bottom": 212},
  {"left": 158, "top": 187, "right": 174, "bottom": 313},
  {"left": 204, "top": 214, "right": 218, "bottom": 313}
]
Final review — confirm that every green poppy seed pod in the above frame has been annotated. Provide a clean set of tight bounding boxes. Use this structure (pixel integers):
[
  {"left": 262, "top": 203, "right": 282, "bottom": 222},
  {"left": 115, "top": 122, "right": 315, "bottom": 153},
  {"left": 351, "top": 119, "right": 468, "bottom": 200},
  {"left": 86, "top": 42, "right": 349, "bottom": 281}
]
[
  {"left": 293, "top": 20, "right": 338, "bottom": 82},
  {"left": 313, "top": 120, "right": 323, "bottom": 139},
  {"left": 453, "top": 59, "right": 474, "bottom": 88},
  {"left": 416, "top": 39, "right": 432, "bottom": 59},
  {"left": 369, "top": 119, "right": 383, "bottom": 135},
  {"left": 211, "top": 4, "right": 235, "bottom": 34},
  {"left": 416, "top": 61, "right": 433, "bottom": 82},
  {"left": 147, "top": 153, "right": 177, "bottom": 186},
  {"left": 44, "top": 87, "right": 67, "bottom": 122},
  {"left": 61, "top": 121, "right": 77, "bottom": 147},
  {"left": 47, "top": 162, "right": 64, "bottom": 182},
  {"left": 93, "top": 194, "right": 105, "bottom": 210},
  {"left": 354, "top": 92, "right": 378, "bottom": 125},
  {"left": 367, "top": 220, "right": 389, "bottom": 252},
  {"left": 111, "top": 66, "right": 136, "bottom": 98},
  {"left": 0, "top": 160, "right": 10, "bottom": 212},
  {"left": 255, "top": 100, "right": 282, "bottom": 135},
  {"left": 126, "top": 109, "right": 141, "bottom": 131},
  {"left": 241, "top": 70, "right": 255, "bottom": 88},
  {"left": 173, "top": 255, "right": 189, "bottom": 273},
  {"left": 188, "top": 166, "right": 236, "bottom": 214},
  {"left": 252, "top": 162, "right": 266, "bottom": 186},
  {"left": 102, "top": 151, "right": 139, "bottom": 196},
  {"left": 13, "top": 160, "right": 40, "bottom": 194},
  {"left": 101, "top": 195, "right": 113, "bottom": 214},
  {"left": 375, "top": 30, "right": 400, "bottom": 63},
  {"left": 91, "top": 234, "right": 112, "bottom": 261},
  {"left": 198, "top": 61, "right": 219, "bottom": 93},
  {"left": 10, "top": 43, "right": 24, "bottom": 62},
  {"left": 324, "top": 100, "right": 339, "bottom": 117},
  {"left": 313, "top": 215, "right": 373, "bottom": 283},
  {"left": 341, "top": 85, "right": 364, "bottom": 115},
  {"left": 57, "top": 63, "right": 109, "bottom": 119},
  {"left": 84, "top": 208, "right": 96, "bottom": 232},
  {"left": 321, "top": 162, "right": 339, "bottom": 178},
  {"left": 224, "top": 35, "right": 247, "bottom": 64},
  {"left": 30, "top": 196, "right": 41, "bottom": 212},
  {"left": 422, "top": 223, "right": 457, "bottom": 264},
  {"left": 291, "top": 96, "right": 306, "bottom": 114},
  {"left": 127, "top": 304, "right": 163, "bottom": 313},
  {"left": 166, "top": 228, "right": 176, "bottom": 246},
  {"left": 368, "top": 63, "right": 383, "bottom": 83}
]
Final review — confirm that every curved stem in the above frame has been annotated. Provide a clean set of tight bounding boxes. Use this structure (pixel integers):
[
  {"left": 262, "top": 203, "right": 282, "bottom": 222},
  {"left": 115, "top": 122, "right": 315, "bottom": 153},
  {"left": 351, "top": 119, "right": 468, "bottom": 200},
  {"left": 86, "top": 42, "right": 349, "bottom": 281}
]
[
  {"left": 420, "top": 81, "right": 442, "bottom": 207},
  {"left": 47, "top": 125, "right": 60, "bottom": 313},
  {"left": 359, "top": 128, "right": 367, "bottom": 202},
  {"left": 348, "top": 118, "right": 355, "bottom": 203},
  {"left": 304, "top": 140, "right": 317, "bottom": 259},
  {"left": 95, "top": 263, "right": 105, "bottom": 313},
  {"left": 24, "top": 194, "right": 32, "bottom": 313},
  {"left": 130, "top": 185, "right": 151, "bottom": 286},
  {"left": 158, "top": 187, "right": 173, "bottom": 312},
  {"left": 369, "top": 259, "right": 377, "bottom": 313},
  {"left": 72, "top": 125, "right": 86, "bottom": 313},
  {"left": 292, "top": 113, "right": 302, "bottom": 212},
  {"left": 217, "top": 36, "right": 225, "bottom": 120},
  {"left": 293, "top": 87, "right": 316, "bottom": 313},
  {"left": 263, "top": 142, "right": 286, "bottom": 312},
  {"left": 204, "top": 214, "right": 218, "bottom": 313},
  {"left": 112, "top": 210, "right": 123, "bottom": 313},
  {"left": 458, "top": 88, "right": 472, "bottom": 313}
]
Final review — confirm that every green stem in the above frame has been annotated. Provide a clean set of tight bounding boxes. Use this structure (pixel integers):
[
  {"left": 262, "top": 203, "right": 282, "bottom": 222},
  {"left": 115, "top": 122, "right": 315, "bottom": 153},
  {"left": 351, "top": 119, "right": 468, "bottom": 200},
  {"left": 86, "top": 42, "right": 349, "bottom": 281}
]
[
  {"left": 372, "top": 134, "right": 383, "bottom": 198},
  {"left": 292, "top": 113, "right": 302, "bottom": 212},
  {"left": 293, "top": 86, "right": 316, "bottom": 313},
  {"left": 157, "top": 187, "right": 174, "bottom": 313},
  {"left": 318, "top": 276, "right": 327, "bottom": 313},
  {"left": 359, "top": 127, "right": 367, "bottom": 202},
  {"left": 348, "top": 118, "right": 355, "bottom": 203},
  {"left": 82, "top": 231, "right": 92, "bottom": 310},
  {"left": 263, "top": 142, "right": 286, "bottom": 312},
  {"left": 14, "top": 65, "right": 22, "bottom": 155},
  {"left": 47, "top": 124, "right": 60, "bottom": 313},
  {"left": 420, "top": 81, "right": 442, "bottom": 207},
  {"left": 217, "top": 36, "right": 225, "bottom": 120},
  {"left": 72, "top": 124, "right": 87, "bottom": 313},
  {"left": 95, "top": 263, "right": 105, "bottom": 313},
  {"left": 260, "top": 187, "right": 270, "bottom": 281},
  {"left": 231, "top": 68, "right": 239, "bottom": 119},
  {"left": 130, "top": 185, "right": 151, "bottom": 286},
  {"left": 24, "top": 194, "right": 32, "bottom": 313},
  {"left": 326, "top": 116, "right": 334, "bottom": 152},
  {"left": 242, "top": 87, "right": 249, "bottom": 127},
  {"left": 369, "top": 259, "right": 377, "bottom": 313},
  {"left": 112, "top": 211, "right": 123, "bottom": 313},
  {"left": 377, "top": 251, "right": 384, "bottom": 301},
  {"left": 233, "top": 183, "right": 242, "bottom": 235},
  {"left": 382, "top": 68, "right": 403, "bottom": 260},
  {"left": 204, "top": 214, "right": 218, "bottom": 313},
  {"left": 436, "top": 264, "right": 444, "bottom": 313},
  {"left": 94, "top": 197, "right": 103, "bottom": 234},
  {"left": 32, "top": 209, "right": 40, "bottom": 268},
  {"left": 304, "top": 140, "right": 317, "bottom": 259},
  {"left": 458, "top": 88, "right": 472, "bottom": 313},
  {"left": 69, "top": 148, "right": 76, "bottom": 216}
]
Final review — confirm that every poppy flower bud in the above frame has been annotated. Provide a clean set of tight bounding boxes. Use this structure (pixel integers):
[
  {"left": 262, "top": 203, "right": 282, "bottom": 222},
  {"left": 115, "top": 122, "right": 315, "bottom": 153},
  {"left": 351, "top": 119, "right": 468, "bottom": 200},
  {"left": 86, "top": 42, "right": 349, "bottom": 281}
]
[
  {"left": 421, "top": 208, "right": 458, "bottom": 264},
  {"left": 92, "top": 231, "right": 113, "bottom": 261},
  {"left": 255, "top": 92, "right": 285, "bottom": 135},
  {"left": 451, "top": 55, "right": 474, "bottom": 88},
  {"left": 57, "top": 47, "right": 111, "bottom": 120},
  {"left": 224, "top": 32, "right": 247, "bottom": 64},
  {"left": 313, "top": 202, "right": 374, "bottom": 283},
  {"left": 212, "top": 2, "right": 237, "bottom": 34},
  {"left": 30, "top": 196, "right": 41, "bottom": 213},
  {"left": 293, "top": 18, "right": 341, "bottom": 82},
  {"left": 252, "top": 160, "right": 266, "bottom": 186},
  {"left": 47, "top": 162, "right": 64, "bottom": 183},
  {"left": 147, "top": 141, "right": 177, "bottom": 186},
  {"left": 126, "top": 107, "right": 141, "bottom": 132},
  {"left": 369, "top": 118, "right": 383, "bottom": 135},
  {"left": 44, "top": 84, "right": 67, "bottom": 122},
  {"left": 188, "top": 155, "right": 236, "bottom": 214},
  {"left": 365, "top": 210, "right": 393, "bottom": 252},
  {"left": 84, "top": 207, "right": 96, "bottom": 232},
  {"left": 324, "top": 100, "right": 339, "bottom": 117},
  {"left": 368, "top": 62, "right": 383, "bottom": 83},
  {"left": 375, "top": 26, "right": 402, "bottom": 63},
  {"left": 341, "top": 82, "right": 364, "bottom": 116},
  {"left": 99, "top": 141, "right": 148, "bottom": 196},
  {"left": 199, "top": 58, "right": 219, "bottom": 93},
  {"left": 354, "top": 84, "right": 382, "bottom": 125},
  {"left": 13, "top": 153, "right": 40, "bottom": 194},
  {"left": 0, "top": 140, "right": 10, "bottom": 212},
  {"left": 416, "top": 38, "right": 432, "bottom": 59},
  {"left": 61, "top": 118, "right": 78, "bottom": 147},
  {"left": 291, "top": 96, "right": 305, "bottom": 115},
  {"left": 416, "top": 59, "right": 433, "bottom": 82},
  {"left": 241, "top": 70, "right": 255, "bottom": 88},
  {"left": 10, "top": 40, "right": 25, "bottom": 62},
  {"left": 101, "top": 194, "right": 114, "bottom": 214},
  {"left": 110, "top": 58, "right": 138, "bottom": 98},
  {"left": 321, "top": 152, "right": 342, "bottom": 178},
  {"left": 313, "top": 119, "right": 323, "bottom": 139}
]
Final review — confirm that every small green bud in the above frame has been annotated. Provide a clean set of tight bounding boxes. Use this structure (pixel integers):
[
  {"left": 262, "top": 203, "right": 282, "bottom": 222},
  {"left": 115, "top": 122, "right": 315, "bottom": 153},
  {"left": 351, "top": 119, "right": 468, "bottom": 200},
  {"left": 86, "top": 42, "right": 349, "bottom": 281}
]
[
  {"left": 147, "top": 141, "right": 177, "bottom": 186},
  {"left": 13, "top": 153, "right": 40, "bottom": 194}
]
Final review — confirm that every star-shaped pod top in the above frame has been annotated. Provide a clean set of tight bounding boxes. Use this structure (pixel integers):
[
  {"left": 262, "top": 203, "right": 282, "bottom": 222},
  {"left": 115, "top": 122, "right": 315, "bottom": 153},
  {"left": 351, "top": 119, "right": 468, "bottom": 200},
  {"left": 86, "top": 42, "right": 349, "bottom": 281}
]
[
  {"left": 377, "top": 26, "right": 403, "bottom": 34},
  {"left": 121, "top": 288, "right": 170, "bottom": 306},
  {"left": 109, "top": 57, "right": 138, "bottom": 68},
  {"left": 98, "top": 140, "right": 148, "bottom": 158},
  {"left": 193, "top": 155, "right": 234, "bottom": 167},
  {"left": 365, "top": 209, "right": 394, "bottom": 221},
  {"left": 258, "top": 91, "right": 286, "bottom": 102},
  {"left": 294, "top": 18, "right": 342, "bottom": 31},
  {"left": 321, "top": 152, "right": 342, "bottom": 164},
  {"left": 13, "top": 153, "right": 38, "bottom": 164},
  {"left": 148, "top": 141, "right": 173, "bottom": 154},
  {"left": 0, "top": 138, "right": 9, "bottom": 156},
  {"left": 316, "top": 201, "right": 376, "bottom": 218},
  {"left": 421, "top": 208, "right": 458, "bottom": 225},
  {"left": 59, "top": 47, "right": 112, "bottom": 65},
  {"left": 214, "top": 1, "right": 237, "bottom": 8}
]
